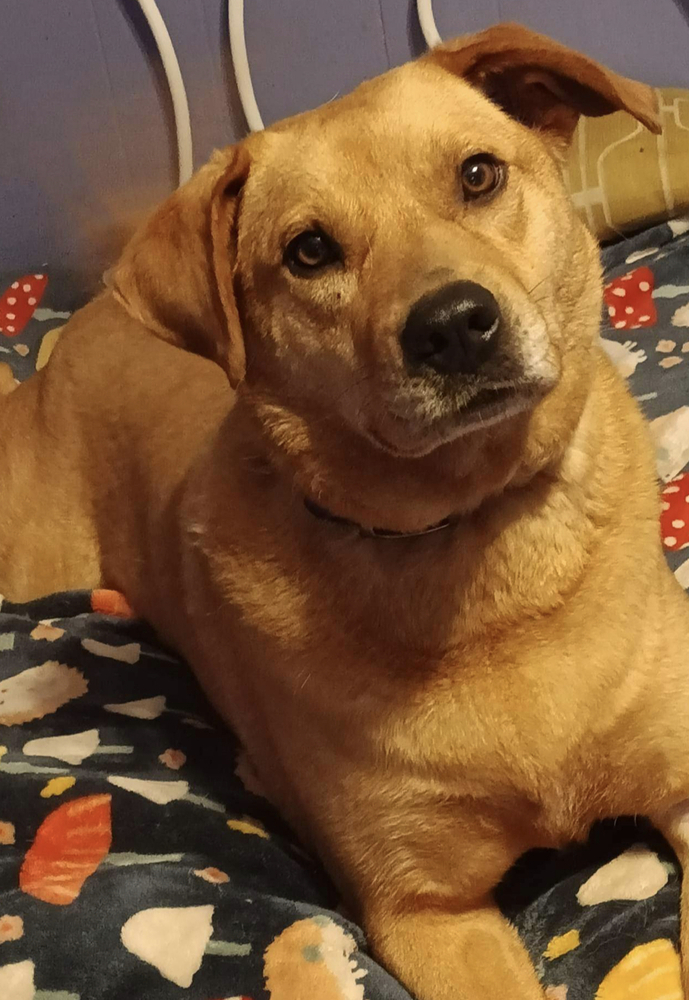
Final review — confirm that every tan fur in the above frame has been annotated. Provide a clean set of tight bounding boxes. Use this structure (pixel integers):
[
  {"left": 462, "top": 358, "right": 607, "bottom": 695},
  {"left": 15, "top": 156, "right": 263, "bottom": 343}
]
[
  {"left": 1, "top": 24, "right": 688, "bottom": 999},
  {"left": 0, "top": 363, "right": 16, "bottom": 396}
]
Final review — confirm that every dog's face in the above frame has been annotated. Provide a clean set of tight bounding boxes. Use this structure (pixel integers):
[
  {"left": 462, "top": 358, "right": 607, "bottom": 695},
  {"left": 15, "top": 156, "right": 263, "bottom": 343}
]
[
  {"left": 238, "top": 66, "right": 579, "bottom": 462},
  {"left": 114, "top": 24, "right": 659, "bottom": 530}
]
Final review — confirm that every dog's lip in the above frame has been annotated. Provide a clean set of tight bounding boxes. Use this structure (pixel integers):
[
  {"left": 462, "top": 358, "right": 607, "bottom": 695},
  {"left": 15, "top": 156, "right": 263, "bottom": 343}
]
[
  {"left": 457, "top": 384, "right": 515, "bottom": 415},
  {"left": 366, "top": 384, "right": 541, "bottom": 458}
]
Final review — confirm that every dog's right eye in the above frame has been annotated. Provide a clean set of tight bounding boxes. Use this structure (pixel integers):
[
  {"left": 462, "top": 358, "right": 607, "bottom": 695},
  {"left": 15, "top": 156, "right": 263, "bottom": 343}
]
[{"left": 284, "top": 230, "right": 341, "bottom": 276}]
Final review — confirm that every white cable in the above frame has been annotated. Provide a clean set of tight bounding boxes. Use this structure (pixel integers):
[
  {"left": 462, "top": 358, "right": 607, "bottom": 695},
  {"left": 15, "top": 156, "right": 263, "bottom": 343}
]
[
  {"left": 228, "top": 0, "right": 265, "bottom": 132},
  {"left": 136, "top": 0, "right": 194, "bottom": 185},
  {"left": 416, "top": 0, "right": 442, "bottom": 48}
]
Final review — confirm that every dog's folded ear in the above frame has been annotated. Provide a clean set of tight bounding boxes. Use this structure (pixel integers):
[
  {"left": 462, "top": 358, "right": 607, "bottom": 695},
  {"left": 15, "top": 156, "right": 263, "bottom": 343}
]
[
  {"left": 429, "top": 23, "right": 661, "bottom": 150},
  {"left": 112, "top": 144, "right": 250, "bottom": 388}
]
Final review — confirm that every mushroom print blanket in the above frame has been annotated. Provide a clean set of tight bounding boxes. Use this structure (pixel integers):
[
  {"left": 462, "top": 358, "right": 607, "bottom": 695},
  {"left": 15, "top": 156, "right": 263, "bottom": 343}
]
[{"left": 1, "top": 215, "right": 689, "bottom": 1000}]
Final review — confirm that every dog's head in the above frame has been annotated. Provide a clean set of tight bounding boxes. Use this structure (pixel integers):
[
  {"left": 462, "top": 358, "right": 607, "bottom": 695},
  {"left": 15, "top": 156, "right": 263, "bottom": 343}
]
[{"left": 113, "top": 24, "right": 659, "bottom": 532}]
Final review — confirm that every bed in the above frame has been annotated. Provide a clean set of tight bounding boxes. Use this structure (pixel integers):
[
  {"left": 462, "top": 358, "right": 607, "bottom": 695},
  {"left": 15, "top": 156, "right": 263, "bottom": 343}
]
[{"left": 2, "top": 223, "right": 689, "bottom": 998}]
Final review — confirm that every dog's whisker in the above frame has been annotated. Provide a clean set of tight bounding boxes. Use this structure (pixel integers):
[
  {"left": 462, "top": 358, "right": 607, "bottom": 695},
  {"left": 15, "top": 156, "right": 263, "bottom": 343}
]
[{"left": 525, "top": 272, "right": 555, "bottom": 298}]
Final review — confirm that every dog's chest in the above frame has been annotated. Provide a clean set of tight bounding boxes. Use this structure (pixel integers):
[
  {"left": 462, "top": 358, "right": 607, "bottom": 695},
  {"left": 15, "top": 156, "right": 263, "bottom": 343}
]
[{"left": 364, "top": 640, "right": 621, "bottom": 828}]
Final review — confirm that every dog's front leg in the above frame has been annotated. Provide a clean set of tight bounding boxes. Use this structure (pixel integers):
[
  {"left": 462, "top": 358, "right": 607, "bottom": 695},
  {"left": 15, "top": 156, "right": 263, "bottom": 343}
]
[{"left": 365, "top": 897, "right": 545, "bottom": 999}]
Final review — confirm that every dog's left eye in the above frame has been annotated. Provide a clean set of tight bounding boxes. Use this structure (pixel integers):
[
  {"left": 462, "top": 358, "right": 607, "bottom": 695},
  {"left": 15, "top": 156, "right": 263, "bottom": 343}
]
[
  {"left": 459, "top": 154, "right": 505, "bottom": 201},
  {"left": 284, "top": 230, "right": 341, "bottom": 275}
]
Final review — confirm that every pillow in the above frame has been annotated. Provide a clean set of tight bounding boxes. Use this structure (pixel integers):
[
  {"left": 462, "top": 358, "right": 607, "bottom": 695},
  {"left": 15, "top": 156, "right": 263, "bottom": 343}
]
[{"left": 565, "top": 88, "right": 689, "bottom": 241}]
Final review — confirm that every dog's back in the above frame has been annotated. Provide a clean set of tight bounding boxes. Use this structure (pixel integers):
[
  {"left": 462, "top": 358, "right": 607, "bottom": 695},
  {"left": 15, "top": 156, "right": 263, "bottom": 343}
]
[{"left": 0, "top": 293, "right": 232, "bottom": 602}]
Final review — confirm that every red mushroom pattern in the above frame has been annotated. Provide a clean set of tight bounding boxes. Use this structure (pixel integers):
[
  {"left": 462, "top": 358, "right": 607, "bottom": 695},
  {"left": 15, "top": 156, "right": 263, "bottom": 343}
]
[
  {"left": 0, "top": 273, "right": 48, "bottom": 337},
  {"left": 660, "top": 473, "right": 689, "bottom": 551},
  {"left": 603, "top": 266, "right": 657, "bottom": 331}
]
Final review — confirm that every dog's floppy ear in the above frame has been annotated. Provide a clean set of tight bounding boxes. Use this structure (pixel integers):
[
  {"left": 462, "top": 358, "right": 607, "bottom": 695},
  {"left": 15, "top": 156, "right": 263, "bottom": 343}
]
[
  {"left": 112, "top": 144, "right": 250, "bottom": 388},
  {"left": 428, "top": 23, "right": 661, "bottom": 150}
]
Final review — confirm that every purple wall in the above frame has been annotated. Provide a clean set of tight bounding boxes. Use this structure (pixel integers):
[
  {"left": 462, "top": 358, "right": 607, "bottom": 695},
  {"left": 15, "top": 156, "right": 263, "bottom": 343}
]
[
  {"left": 1, "top": 0, "right": 246, "bottom": 304},
  {"left": 2, "top": 0, "right": 689, "bottom": 304}
]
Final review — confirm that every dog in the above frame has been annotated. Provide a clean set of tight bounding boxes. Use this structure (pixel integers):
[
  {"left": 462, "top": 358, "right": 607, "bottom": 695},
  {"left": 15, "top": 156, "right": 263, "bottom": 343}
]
[{"left": 3, "top": 22, "right": 689, "bottom": 999}]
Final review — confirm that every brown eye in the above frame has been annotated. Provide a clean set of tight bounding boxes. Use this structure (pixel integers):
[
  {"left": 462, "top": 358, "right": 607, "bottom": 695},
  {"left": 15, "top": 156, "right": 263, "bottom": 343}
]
[
  {"left": 284, "top": 229, "right": 341, "bottom": 275},
  {"left": 460, "top": 154, "right": 505, "bottom": 201}
]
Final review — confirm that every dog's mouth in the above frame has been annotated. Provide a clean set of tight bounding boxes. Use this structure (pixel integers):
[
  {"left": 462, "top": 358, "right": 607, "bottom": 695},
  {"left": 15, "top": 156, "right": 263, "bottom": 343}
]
[{"left": 365, "top": 382, "right": 543, "bottom": 458}]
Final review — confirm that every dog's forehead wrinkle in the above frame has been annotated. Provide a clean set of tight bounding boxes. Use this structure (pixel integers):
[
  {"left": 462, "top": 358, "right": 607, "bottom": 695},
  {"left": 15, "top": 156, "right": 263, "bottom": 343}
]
[
  {"left": 258, "top": 75, "right": 519, "bottom": 198},
  {"left": 247, "top": 151, "right": 387, "bottom": 239}
]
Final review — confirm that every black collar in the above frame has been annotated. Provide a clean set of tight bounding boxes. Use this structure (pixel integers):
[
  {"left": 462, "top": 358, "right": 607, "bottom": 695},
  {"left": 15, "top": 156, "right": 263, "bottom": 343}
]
[{"left": 304, "top": 497, "right": 454, "bottom": 539}]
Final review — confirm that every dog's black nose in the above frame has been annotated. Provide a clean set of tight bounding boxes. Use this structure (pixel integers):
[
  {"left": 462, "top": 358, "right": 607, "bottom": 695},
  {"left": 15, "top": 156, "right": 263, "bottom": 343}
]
[{"left": 400, "top": 280, "right": 502, "bottom": 375}]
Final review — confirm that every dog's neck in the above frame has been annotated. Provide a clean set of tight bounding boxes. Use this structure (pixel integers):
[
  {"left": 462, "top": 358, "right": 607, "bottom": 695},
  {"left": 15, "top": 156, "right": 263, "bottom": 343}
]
[
  {"left": 188, "top": 366, "right": 620, "bottom": 659},
  {"left": 241, "top": 393, "right": 538, "bottom": 535}
]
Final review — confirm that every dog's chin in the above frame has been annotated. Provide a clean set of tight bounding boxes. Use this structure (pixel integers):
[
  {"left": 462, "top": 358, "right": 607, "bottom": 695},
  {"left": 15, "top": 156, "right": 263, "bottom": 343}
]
[{"left": 364, "top": 387, "right": 544, "bottom": 459}]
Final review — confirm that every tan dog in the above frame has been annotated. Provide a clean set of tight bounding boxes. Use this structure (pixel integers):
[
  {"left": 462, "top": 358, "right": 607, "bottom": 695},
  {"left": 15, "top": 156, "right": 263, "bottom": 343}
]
[{"left": 2, "top": 23, "right": 689, "bottom": 999}]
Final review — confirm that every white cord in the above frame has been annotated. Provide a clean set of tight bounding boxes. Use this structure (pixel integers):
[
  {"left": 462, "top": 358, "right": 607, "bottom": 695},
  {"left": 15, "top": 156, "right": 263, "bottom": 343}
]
[
  {"left": 228, "top": 0, "right": 265, "bottom": 132},
  {"left": 135, "top": 0, "right": 194, "bottom": 185},
  {"left": 416, "top": 0, "right": 442, "bottom": 48}
]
